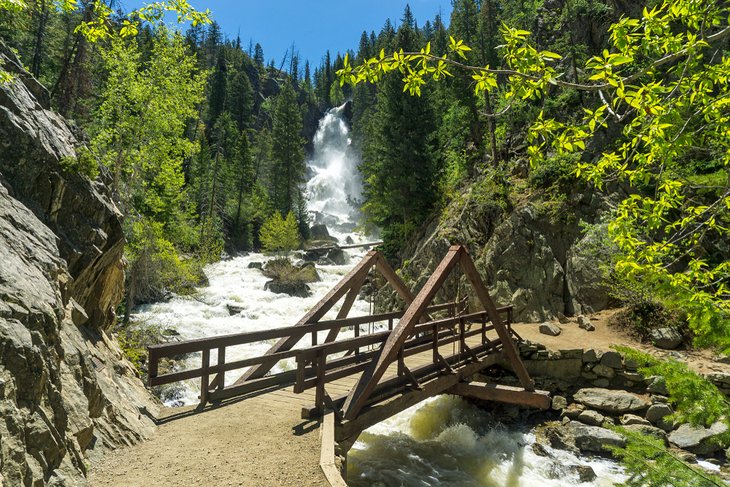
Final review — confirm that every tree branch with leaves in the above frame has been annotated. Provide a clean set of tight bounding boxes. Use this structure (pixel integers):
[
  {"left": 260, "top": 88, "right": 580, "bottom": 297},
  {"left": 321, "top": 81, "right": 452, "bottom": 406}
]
[{"left": 338, "top": 0, "right": 730, "bottom": 351}]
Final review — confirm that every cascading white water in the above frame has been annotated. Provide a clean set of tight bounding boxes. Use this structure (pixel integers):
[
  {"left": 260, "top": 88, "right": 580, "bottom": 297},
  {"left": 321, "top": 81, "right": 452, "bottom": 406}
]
[
  {"left": 131, "top": 105, "right": 626, "bottom": 485},
  {"left": 348, "top": 396, "right": 625, "bottom": 487},
  {"left": 305, "top": 103, "right": 362, "bottom": 238}
]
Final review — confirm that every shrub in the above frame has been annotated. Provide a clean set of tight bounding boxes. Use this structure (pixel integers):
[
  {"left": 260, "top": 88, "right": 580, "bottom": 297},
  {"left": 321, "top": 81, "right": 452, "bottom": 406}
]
[
  {"left": 259, "top": 211, "right": 300, "bottom": 253},
  {"left": 125, "top": 218, "right": 206, "bottom": 310},
  {"left": 528, "top": 153, "right": 577, "bottom": 191},
  {"left": 609, "top": 298, "right": 689, "bottom": 344},
  {"left": 59, "top": 146, "right": 99, "bottom": 179}
]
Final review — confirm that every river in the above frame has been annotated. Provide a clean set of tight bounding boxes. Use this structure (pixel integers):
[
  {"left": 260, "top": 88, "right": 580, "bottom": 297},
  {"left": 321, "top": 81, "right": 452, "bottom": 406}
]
[{"left": 132, "top": 104, "right": 625, "bottom": 486}]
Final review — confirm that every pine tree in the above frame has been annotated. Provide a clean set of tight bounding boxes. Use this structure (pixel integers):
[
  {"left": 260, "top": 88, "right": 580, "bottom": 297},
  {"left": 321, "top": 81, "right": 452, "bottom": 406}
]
[
  {"left": 269, "top": 81, "right": 305, "bottom": 216},
  {"left": 260, "top": 211, "right": 300, "bottom": 253},
  {"left": 207, "top": 49, "right": 228, "bottom": 132},
  {"left": 230, "top": 130, "right": 255, "bottom": 249},
  {"left": 361, "top": 13, "right": 437, "bottom": 255},
  {"left": 253, "top": 42, "right": 264, "bottom": 68},
  {"left": 227, "top": 68, "right": 254, "bottom": 130}
]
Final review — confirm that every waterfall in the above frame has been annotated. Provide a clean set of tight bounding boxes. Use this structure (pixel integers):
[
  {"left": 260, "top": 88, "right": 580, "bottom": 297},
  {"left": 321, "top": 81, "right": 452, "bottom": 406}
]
[{"left": 305, "top": 102, "right": 362, "bottom": 238}]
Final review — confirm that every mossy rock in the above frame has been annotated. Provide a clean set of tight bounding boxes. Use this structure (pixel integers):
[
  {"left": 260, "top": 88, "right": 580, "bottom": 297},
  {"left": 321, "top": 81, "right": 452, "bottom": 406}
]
[
  {"left": 264, "top": 280, "right": 310, "bottom": 297},
  {"left": 262, "top": 258, "right": 321, "bottom": 283}
]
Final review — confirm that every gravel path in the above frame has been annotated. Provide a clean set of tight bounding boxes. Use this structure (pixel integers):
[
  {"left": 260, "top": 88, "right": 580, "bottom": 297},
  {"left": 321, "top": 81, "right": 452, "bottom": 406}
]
[{"left": 89, "top": 391, "right": 327, "bottom": 487}]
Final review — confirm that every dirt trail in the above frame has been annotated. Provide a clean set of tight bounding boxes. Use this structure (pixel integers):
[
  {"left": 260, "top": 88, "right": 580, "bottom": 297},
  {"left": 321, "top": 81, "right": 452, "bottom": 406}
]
[
  {"left": 88, "top": 391, "right": 327, "bottom": 487},
  {"left": 513, "top": 309, "right": 730, "bottom": 377}
]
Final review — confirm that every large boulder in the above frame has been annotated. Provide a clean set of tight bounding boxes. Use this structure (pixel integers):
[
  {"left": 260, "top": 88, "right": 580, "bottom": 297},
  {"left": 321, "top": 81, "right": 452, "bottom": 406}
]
[
  {"left": 309, "top": 224, "right": 338, "bottom": 243},
  {"left": 668, "top": 422, "right": 729, "bottom": 455},
  {"left": 326, "top": 247, "right": 348, "bottom": 265},
  {"left": 564, "top": 421, "right": 627, "bottom": 454},
  {"left": 0, "top": 41, "right": 158, "bottom": 485},
  {"left": 388, "top": 186, "right": 614, "bottom": 322},
  {"left": 573, "top": 388, "right": 651, "bottom": 414},
  {"left": 646, "top": 403, "right": 673, "bottom": 424},
  {"left": 264, "top": 280, "right": 310, "bottom": 297},
  {"left": 539, "top": 322, "right": 562, "bottom": 336},
  {"left": 650, "top": 327, "right": 683, "bottom": 350}
]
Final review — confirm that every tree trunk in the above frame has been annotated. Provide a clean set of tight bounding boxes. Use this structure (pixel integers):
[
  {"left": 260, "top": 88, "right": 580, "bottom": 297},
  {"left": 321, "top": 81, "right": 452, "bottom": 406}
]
[
  {"left": 484, "top": 92, "right": 499, "bottom": 166},
  {"left": 57, "top": 1, "right": 93, "bottom": 117},
  {"left": 31, "top": 0, "right": 49, "bottom": 79}
]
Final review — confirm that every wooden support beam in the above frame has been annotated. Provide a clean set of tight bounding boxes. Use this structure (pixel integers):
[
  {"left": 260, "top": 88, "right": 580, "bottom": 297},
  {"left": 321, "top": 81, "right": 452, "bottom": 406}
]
[
  {"left": 458, "top": 250, "right": 535, "bottom": 392},
  {"left": 374, "top": 255, "right": 416, "bottom": 305},
  {"left": 342, "top": 246, "right": 464, "bottom": 420},
  {"left": 335, "top": 353, "right": 501, "bottom": 441},
  {"left": 235, "top": 251, "right": 418, "bottom": 386},
  {"left": 320, "top": 412, "right": 348, "bottom": 487},
  {"left": 400, "top": 362, "right": 423, "bottom": 390},
  {"left": 448, "top": 383, "right": 551, "bottom": 410},
  {"left": 323, "top": 272, "right": 368, "bottom": 344},
  {"left": 301, "top": 338, "right": 504, "bottom": 419},
  {"left": 234, "top": 251, "right": 381, "bottom": 384},
  {"left": 436, "top": 353, "right": 456, "bottom": 374}
]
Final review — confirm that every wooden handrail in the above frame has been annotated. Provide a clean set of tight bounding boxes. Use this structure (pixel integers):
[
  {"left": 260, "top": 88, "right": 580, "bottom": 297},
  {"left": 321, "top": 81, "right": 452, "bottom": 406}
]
[
  {"left": 292, "top": 306, "right": 515, "bottom": 402},
  {"left": 146, "top": 300, "right": 480, "bottom": 394},
  {"left": 293, "top": 308, "right": 510, "bottom": 362},
  {"left": 148, "top": 301, "right": 460, "bottom": 358}
]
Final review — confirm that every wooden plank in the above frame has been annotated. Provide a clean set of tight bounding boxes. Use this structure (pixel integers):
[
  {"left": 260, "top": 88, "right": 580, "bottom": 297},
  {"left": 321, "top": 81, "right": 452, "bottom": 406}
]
[
  {"left": 307, "top": 240, "right": 383, "bottom": 252},
  {"left": 448, "top": 383, "right": 551, "bottom": 410},
  {"left": 323, "top": 271, "right": 368, "bottom": 344},
  {"left": 458, "top": 249, "right": 535, "bottom": 392},
  {"left": 320, "top": 412, "right": 348, "bottom": 487},
  {"left": 235, "top": 251, "right": 381, "bottom": 384},
  {"left": 208, "top": 369, "right": 300, "bottom": 401},
  {"left": 200, "top": 348, "right": 210, "bottom": 406},
  {"left": 148, "top": 317, "right": 363, "bottom": 357},
  {"left": 342, "top": 246, "right": 465, "bottom": 419}
]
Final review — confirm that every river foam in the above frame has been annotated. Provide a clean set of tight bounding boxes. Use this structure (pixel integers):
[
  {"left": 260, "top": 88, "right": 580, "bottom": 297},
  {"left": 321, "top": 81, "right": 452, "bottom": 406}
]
[
  {"left": 348, "top": 395, "right": 625, "bottom": 486},
  {"left": 132, "top": 249, "right": 373, "bottom": 404}
]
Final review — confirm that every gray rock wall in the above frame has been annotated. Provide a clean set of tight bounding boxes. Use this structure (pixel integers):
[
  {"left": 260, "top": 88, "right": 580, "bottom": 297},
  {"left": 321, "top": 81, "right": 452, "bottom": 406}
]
[
  {"left": 392, "top": 177, "right": 615, "bottom": 322},
  {"left": 0, "top": 42, "right": 158, "bottom": 486}
]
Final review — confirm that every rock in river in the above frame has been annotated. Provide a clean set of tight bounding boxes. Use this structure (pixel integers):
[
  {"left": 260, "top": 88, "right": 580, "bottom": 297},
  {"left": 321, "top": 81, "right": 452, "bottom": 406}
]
[{"left": 573, "top": 388, "right": 651, "bottom": 414}]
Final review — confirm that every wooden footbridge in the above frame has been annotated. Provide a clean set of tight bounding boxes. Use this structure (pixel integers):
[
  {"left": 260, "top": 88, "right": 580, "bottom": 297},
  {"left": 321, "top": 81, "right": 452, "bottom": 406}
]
[{"left": 146, "top": 245, "right": 549, "bottom": 485}]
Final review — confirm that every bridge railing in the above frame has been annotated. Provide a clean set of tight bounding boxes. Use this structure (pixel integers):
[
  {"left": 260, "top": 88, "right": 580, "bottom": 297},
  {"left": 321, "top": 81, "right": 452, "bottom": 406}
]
[
  {"left": 147, "top": 301, "right": 459, "bottom": 405},
  {"left": 293, "top": 305, "right": 515, "bottom": 416}
]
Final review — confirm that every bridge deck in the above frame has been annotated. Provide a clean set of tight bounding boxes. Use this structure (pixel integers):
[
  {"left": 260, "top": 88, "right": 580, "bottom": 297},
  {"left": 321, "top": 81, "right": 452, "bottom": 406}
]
[{"left": 90, "top": 332, "right": 499, "bottom": 487}]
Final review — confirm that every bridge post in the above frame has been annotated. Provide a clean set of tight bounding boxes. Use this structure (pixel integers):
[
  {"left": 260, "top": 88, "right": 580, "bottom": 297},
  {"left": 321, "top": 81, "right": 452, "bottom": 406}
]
[{"left": 200, "top": 348, "right": 210, "bottom": 406}]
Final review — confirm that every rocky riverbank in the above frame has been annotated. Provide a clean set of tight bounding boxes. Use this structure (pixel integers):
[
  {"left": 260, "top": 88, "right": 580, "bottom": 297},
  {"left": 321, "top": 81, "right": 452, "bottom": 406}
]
[{"left": 473, "top": 337, "right": 730, "bottom": 480}]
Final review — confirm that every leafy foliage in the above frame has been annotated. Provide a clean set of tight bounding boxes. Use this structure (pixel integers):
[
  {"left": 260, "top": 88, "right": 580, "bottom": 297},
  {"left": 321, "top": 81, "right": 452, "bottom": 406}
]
[
  {"left": 609, "top": 347, "right": 730, "bottom": 486},
  {"left": 59, "top": 146, "right": 99, "bottom": 179},
  {"left": 608, "top": 425, "right": 725, "bottom": 487},
  {"left": 125, "top": 218, "right": 206, "bottom": 305},
  {"left": 259, "top": 211, "right": 300, "bottom": 253},
  {"left": 615, "top": 347, "right": 730, "bottom": 429},
  {"left": 339, "top": 0, "right": 730, "bottom": 351}
]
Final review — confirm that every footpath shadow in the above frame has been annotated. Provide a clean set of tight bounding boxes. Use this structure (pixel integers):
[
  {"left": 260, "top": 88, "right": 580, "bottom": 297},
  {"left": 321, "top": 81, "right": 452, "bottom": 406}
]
[{"left": 145, "top": 383, "right": 293, "bottom": 425}]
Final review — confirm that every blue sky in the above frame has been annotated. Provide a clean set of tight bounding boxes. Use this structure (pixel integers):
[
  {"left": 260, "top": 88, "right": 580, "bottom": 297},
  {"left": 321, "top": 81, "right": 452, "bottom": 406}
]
[{"left": 122, "top": 1, "right": 450, "bottom": 67}]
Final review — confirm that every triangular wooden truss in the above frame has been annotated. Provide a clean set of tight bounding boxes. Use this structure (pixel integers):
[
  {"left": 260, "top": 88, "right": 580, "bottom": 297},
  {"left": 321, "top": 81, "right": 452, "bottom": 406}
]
[
  {"left": 341, "top": 245, "right": 535, "bottom": 420},
  {"left": 234, "top": 249, "right": 416, "bottom": 385}
]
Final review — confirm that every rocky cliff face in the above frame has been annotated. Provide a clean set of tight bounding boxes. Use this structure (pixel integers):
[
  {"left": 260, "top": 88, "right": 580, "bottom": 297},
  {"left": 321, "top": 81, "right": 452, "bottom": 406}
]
[
  {"left": 394, "top": 179, "right": 619, "bottom": 322},
  {"left": 0, "top": 43, "right": 158, "bottom": 486}
]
